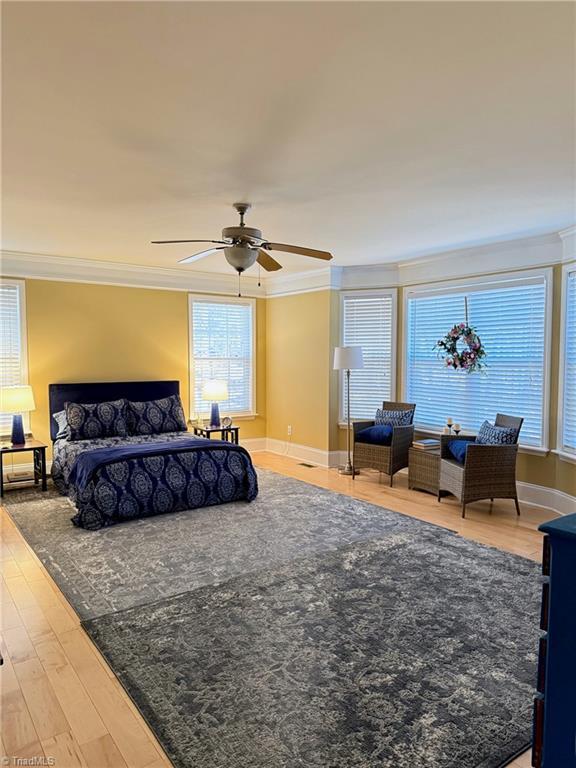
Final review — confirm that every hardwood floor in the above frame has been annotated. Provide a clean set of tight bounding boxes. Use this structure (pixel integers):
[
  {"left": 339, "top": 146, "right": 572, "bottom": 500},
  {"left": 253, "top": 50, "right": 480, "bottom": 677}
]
[{"left": 1, "top": 452, "right": 554, "bottom": 767}]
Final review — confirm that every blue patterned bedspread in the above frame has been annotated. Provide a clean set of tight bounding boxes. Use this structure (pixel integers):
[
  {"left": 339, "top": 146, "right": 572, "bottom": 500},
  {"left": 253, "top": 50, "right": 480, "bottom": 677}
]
[{"left": 52, "top": 433, "right": 258, "bottom": 530}]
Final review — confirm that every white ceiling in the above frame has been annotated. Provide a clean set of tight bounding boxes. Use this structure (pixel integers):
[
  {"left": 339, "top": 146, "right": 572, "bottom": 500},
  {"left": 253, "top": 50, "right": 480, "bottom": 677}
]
[{"left": 2, "top": 1, "right": 574, "bottom": 276}]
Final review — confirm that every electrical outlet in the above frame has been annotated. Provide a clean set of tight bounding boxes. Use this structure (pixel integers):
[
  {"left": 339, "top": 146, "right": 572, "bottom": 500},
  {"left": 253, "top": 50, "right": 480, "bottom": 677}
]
[{"left": 287, "top": 425, "right": 292, "bottom": 436}]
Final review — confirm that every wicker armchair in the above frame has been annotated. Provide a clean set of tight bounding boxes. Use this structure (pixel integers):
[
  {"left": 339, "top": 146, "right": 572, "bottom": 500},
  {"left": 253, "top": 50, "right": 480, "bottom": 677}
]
[
  {"left": 352, "top": 401, "right": 415, "bottom": 486},
  {"left": 438, "top": 413, "right": 524, "bottom": 518}
]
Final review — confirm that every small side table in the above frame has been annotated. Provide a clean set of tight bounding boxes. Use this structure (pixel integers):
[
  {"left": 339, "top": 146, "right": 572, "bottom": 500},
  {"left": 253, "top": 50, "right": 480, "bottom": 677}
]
[
  {"left": 0, "top": 439, "right": 48, "bottom": 498},
  {"left": 192, "top": 425, "right": 239, "bottom": 445},
  {"left": 408, "top": 447, "right": 440, "bottom": 495}
]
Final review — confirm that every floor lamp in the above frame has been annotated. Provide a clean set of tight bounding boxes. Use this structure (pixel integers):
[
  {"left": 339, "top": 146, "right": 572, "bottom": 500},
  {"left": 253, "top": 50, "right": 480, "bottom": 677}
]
[{"left": 333, "top": 346, "right": 364, "bottom": 476}]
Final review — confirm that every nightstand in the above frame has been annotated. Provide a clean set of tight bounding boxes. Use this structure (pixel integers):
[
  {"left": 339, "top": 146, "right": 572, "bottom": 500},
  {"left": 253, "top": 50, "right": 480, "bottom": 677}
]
[
  {"left": 0, "top": 439, "right": 48, "bottom": 497},
  {"left": 191, "top": 425, "right": 239, "bottom": 445}
]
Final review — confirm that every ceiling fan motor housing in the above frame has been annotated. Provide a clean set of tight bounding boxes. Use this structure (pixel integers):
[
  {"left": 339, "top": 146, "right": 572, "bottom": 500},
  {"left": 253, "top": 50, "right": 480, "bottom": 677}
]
[{"left": 221, "top": 226, "right": 262, "bottom": 244}]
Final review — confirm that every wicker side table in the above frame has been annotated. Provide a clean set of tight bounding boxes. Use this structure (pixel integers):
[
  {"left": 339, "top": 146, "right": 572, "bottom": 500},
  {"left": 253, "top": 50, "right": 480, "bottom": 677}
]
[{"left": 408, "top": 448, "right": 440, "bottom": 494}]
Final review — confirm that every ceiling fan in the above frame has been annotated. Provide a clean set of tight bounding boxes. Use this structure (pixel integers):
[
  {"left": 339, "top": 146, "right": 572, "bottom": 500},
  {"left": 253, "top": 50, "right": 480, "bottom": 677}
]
[{"left": 152, "top": 202, "right": 333, "bottom": 276}]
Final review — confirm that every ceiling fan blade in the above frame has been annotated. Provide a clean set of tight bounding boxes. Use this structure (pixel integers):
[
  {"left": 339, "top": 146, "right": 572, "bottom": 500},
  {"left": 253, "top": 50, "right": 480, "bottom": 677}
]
[
  {"left": 152, "top": 239, "right": 228, "bottom": 245},
  {"left": 178, "top": 247, "right": 226, "bottom": 264},
  {"left": 263, "top": 242, "right": 332, "bottom": 260},
  {"left": 257, "top": 250, "right": 282, "bottom": 272}
]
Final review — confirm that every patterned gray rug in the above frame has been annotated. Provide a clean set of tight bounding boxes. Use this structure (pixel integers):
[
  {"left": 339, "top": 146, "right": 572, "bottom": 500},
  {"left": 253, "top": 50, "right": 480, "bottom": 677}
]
[
  {"left": 3, "top": 470, "right": 454, "bottom": 621},
  {"left": 4, "top": 470, "right": 540, "bottom": 768}
]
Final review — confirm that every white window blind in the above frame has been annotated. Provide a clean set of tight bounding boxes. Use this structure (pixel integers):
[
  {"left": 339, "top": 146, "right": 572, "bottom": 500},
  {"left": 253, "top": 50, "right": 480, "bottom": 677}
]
[
  {"left": 341, "top": 292, "right": 395, "bottom": 420},
  {"left": 406, "top": 277, "right": 548, "bottom": 447},
  {"left": 190, "top": 297, "right": 254, "bottom": 416},
  {"left": 0, "top": 281, "right": 27, "bottom": 432},
  {"left": 561, "top": 269, "right": 576, "bottom": 453}
]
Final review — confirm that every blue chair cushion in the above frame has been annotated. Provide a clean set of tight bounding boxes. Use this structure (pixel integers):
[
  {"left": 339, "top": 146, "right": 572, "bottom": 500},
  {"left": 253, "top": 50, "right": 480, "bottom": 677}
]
[
  {"left": 356, "top": 425, "right": 393, "bottom": 446},
  {"left": 447, "top": 439, "right": 474, "bottom": 464}
]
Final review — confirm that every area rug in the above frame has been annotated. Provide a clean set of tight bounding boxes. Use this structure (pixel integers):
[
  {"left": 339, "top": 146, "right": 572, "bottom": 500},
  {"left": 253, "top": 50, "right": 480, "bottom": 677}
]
[
  {"left": 3, "top": 469, "right": 452, "bottom": 620},
  {"left": 4, "top": 470, "right": 541, "bottom": 768}
]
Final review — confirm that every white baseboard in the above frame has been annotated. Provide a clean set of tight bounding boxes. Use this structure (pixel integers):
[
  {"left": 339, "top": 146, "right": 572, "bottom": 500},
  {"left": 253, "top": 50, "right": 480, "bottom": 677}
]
[
  {"left": 264, "top": 437, "right": 341, "bottom": 468},
  {"left": 517, "top": 481, "right": 576, "bottom": 516},
  {"left": 5, "top": 451, "right": 575, "bottom": 517},
  {"left": 258, "top": 445, "right": 576, "bottom": 516},
  {"left": 240, "top": 437, "right": 267, "bottom": 452}
]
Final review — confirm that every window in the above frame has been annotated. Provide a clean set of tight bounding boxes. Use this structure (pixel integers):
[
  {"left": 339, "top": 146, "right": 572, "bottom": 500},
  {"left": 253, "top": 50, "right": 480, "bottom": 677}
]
[
  {"left": 189, "top": 295, "right": 255, "bottom": 416},
  {"left": 559, "top": 267, "right": 576, "bottom": 455},
  {"left": 341, "top": 291, "right": 396, "bottom": 420},
  {"left": 0, "top": 280, "right": 28, "bottom": 433},
  {"left": 405, "top": 272, "right": 550, "bottom": 448}
]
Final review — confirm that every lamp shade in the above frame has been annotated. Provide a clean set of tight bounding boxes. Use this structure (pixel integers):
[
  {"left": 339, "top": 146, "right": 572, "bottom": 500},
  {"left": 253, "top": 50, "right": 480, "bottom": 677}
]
[
  {"left": 333, "top": 346, "right": 364, "bottom": 371},
  {"left": 201, "top": 380, "right": 229, "bottom": 402},
  {"left": 0, "top": 385, "right": 35, "bottom": 414}
]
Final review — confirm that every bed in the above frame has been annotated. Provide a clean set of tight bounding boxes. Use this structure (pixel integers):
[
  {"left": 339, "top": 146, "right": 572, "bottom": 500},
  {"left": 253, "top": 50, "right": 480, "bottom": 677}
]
[{"left": 49, "top": 380, "right": 258, "bottom": 530}]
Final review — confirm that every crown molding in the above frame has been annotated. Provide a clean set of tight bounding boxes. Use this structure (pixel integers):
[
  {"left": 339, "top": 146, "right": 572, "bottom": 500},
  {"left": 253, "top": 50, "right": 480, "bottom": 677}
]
[
  {"left": 264, "top": 266, "right": 341, "bottom": 297},
  {"left": 558, "top": 225, "right": 576, "bottom": 262},
  {"left": 396, "top": 232, "right": 563, "bottom": 286},
  {"left": 0, "top": 250, "right": 266, "bottom": 297},
  {"left": 339, "top": 263, "right": 399, "bottom": 289},
  {"left": 558, "top": 225, "right": 576, "bottom": 239},
  {"left": 1, "top": 229, "right": 571, "bottom": 298}
]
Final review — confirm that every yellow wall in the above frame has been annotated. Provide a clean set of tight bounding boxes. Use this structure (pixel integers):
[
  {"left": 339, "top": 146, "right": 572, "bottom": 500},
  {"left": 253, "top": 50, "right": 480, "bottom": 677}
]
[
  {"left": 1, "top": 267, "right": 574, "bottom": 499},
  {"left": 16, "top": 279, "right": 266, "bottom": 458},
  {"left": 266, "top": 291, "right": 334, "bottom": 450}
]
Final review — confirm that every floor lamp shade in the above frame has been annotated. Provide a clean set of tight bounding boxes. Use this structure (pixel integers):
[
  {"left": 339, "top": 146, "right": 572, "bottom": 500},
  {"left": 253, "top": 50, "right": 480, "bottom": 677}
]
[
  {"left": 0, "top": 385, "right": 36, "bottom": 445},
  {"left": 201, "top": 380, "right": 229, "bottom": 428},
  {"left": 333, "top": 346, "right": 364, "bottom": 371}
]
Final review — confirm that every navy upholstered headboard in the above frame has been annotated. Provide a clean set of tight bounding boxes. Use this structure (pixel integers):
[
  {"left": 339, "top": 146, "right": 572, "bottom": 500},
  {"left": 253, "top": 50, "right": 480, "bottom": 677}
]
[{"left": 48, "top": 380, "right": 180, "bottom": 441}]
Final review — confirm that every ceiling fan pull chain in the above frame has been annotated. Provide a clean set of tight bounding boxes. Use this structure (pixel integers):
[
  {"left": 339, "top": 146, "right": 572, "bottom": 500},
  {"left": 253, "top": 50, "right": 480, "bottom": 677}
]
[
  {"left": 258, "top": 263, "right": 261, "bottom": 287},
  {"left": 238, "top": 271, "right": 242, "bottom": 298}
]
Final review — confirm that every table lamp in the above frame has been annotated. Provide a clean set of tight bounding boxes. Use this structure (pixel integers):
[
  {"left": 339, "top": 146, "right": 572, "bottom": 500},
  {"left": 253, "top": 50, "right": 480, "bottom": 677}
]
[
  {"left": 201, "top": 380, "right": 229, "bottom": 428},
  {"left": 333, "top": 346, "right": 364, "bottom": 475},
  {"left": 0, "top": 385, "right": 36, "bottom": 445}
]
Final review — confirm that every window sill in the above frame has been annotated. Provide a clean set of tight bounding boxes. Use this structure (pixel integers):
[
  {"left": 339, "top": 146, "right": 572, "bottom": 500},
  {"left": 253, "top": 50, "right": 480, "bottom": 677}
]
[
  {"left": 551, "top": 449, "right": 576, "bottom": 465},
  {"left": 518, "top": 445, "right": 549, "bottom": 456}
]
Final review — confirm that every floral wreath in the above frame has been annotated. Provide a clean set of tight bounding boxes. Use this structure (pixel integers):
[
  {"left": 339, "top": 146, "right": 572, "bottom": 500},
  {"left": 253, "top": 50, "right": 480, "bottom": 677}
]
[{"left": 434, "top": 322, "right": 487, "bottom": 373}]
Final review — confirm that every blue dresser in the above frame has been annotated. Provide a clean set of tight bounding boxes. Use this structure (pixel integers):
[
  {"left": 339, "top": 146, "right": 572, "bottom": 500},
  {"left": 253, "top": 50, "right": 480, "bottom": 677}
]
[{"left": 533, "top": 514, "right": 576, "bottom": 768}]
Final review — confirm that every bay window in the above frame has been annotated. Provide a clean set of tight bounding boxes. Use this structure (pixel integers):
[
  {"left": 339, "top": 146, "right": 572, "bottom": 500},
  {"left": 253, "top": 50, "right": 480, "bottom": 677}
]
[{"left": 405, "top": 271, "right": 551, "bottom": 448}]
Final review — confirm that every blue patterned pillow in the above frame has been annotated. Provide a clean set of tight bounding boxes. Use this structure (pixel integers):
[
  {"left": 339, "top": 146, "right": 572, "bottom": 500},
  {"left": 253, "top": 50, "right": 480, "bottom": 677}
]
[
  {"left": 65, "top": 399, "right": 129, "bottom": 441},
  {"left": 375, "top": 408, "right": 413, "bottom": 426},
  {"left": 476, "top": 420, "right": 517, "bottom": 445},
  {"left": 53, "top": 410, "right": 70, "bottom": 440},
  {"left": 127, "top": 395, "right": 187, "bottom": 435}
]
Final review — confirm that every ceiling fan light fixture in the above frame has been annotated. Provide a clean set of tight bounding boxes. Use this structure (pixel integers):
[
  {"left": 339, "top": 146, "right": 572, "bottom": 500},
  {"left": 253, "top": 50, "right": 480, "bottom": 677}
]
[{"left": 224, "top": 244, "right": 258, "bottom": 273}]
